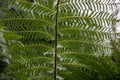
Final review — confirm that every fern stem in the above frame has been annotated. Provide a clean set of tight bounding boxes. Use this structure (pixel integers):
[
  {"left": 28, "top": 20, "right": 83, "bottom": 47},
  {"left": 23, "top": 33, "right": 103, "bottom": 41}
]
[{"left": 54, "top": 0, "right": 59, "bottom": 80}]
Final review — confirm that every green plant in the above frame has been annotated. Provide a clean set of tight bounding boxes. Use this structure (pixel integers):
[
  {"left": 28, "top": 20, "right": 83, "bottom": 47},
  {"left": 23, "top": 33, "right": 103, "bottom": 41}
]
[{"left": 0, "top": 0, "right": 120, "bottom": 80}]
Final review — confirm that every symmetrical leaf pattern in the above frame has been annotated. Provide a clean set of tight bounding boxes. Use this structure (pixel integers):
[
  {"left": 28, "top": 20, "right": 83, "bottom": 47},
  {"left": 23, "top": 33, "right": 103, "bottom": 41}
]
[{"left": 0, "top": 0, "right": 119, "bottom": 80}]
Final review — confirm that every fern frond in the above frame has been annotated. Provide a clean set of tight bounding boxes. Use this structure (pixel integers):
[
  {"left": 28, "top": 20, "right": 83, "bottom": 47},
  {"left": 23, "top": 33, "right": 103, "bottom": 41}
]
[
  {"left": 59, "top": 0, "right": 117, "bottom": 12},
  {"left": 58, "top": 52, "right": 117, "bottom": 80}
]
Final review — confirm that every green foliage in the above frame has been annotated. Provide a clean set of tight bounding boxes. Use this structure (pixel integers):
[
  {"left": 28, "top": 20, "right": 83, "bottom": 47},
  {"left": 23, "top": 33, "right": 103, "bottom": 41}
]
[{"left": 0, "top": 0, "right": 120, "bottom": 80}]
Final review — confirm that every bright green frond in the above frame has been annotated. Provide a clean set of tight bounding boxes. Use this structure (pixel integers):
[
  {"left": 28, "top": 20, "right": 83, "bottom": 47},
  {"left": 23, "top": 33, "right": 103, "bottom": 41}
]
[{"left": 0, "top": 0, "right": 119, "bottom": 80}]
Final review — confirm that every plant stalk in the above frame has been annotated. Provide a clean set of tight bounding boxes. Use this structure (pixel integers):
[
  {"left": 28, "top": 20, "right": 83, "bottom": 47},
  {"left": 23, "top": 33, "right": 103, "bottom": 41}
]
[{"left": 54, "top": 0, "right": 59, "bottom": 80}]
